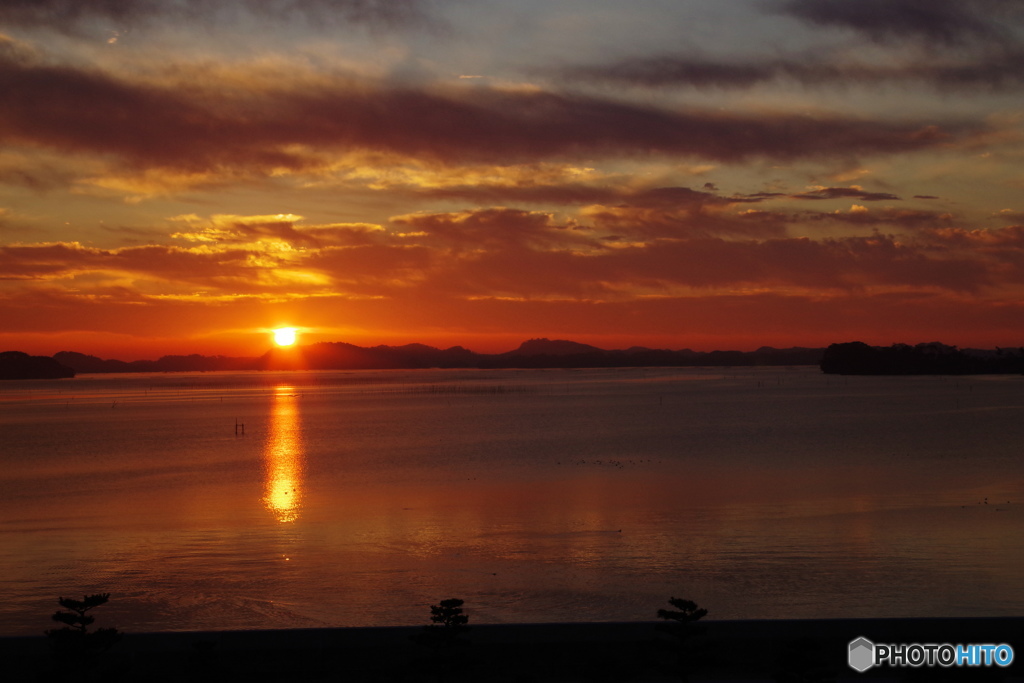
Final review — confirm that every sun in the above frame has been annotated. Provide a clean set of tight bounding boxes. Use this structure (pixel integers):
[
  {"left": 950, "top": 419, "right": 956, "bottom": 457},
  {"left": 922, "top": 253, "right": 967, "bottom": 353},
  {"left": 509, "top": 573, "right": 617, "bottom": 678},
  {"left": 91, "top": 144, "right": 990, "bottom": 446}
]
[{"left": 273, "top": 327, "right": 298, "bottom": 347}]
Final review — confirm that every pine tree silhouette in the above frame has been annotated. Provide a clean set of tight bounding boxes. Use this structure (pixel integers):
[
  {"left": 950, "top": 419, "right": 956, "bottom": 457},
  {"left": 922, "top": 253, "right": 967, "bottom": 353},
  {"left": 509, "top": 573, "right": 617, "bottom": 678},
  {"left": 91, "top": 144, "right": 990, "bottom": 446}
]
[
  {"left": 656, "top": 596, "right": 708, "bottom": 682},
  {"left": 416, "top": 597, "right": 470, "bottom": 651},
  {"left": 46, "top": 593, "right": 122, "bottom": 660}
]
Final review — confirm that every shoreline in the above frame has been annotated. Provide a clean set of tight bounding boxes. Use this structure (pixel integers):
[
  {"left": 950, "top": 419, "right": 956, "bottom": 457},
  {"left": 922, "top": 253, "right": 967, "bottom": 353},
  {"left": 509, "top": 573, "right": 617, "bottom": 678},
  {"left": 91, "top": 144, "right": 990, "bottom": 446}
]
[{"left": 4, "top": 617, "right": 1021, "bottom": 681}]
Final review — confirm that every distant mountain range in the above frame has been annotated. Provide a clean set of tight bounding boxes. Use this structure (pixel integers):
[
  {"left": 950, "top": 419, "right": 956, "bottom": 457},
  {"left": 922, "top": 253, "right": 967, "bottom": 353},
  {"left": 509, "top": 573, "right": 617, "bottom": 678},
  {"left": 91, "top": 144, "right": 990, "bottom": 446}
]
[
  {"left": 3, "top": 338, "right": 1021, "bottom": 379},
  {"left": 253, "top": 338, "right": 829, "bottom": 371},
  {"left": 1, "top": 338, "right": 826, "bottom": 379}
]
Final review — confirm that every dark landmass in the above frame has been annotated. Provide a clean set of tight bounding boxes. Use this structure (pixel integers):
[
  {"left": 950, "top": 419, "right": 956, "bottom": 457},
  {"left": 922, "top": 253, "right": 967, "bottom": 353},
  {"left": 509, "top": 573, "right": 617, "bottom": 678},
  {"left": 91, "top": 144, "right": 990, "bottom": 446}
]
[
  {"left": 0, "top": 351, "right": 75, "bottom": 380},
  {"left": 43, "top": 338, "right": 826, "bottom": 374},
  {"left": 53, "top": 350, "right": 256, "bottom": 374},
  {"left": 2, "top": 617, "right": 1020, "bottom": 682},
  {"left": 256, "top": 341, "right": 477, "bottom": 371},
  {"left": 486, "top": 340, "right": 826, "bottom": 369},
  {"left": 12, "top": 338, "right": 1022, "bottom": 375},
  {"left": 821, "top": 341, "right": 1024, "bottom": 375},
  {"left": 506, "top": 338, "right": 605, "bottom": 356}
]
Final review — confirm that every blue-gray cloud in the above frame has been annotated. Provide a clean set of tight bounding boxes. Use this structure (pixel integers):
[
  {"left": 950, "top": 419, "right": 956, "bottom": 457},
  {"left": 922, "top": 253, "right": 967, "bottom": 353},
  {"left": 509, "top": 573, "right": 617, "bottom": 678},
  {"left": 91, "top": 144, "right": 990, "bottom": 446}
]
[
  {"left": 779, "top": 0, "right": 1021, "bottom": 47},
  {"left": 554, "top": 51, "right": 1024, "bottom": 91},
  {"left": 0, "top": 0, "right": 430, "bottom": 32},
  {"left": 0, "top": 50, "right": 974, "bottom": 174}
]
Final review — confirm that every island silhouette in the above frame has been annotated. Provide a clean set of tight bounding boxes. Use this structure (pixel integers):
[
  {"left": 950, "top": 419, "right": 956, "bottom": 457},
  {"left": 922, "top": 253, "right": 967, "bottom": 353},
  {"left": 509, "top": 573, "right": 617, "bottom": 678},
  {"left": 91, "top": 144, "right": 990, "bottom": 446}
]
[{"left": 820, "top": 341, "right": 1024, "bottom": 375}]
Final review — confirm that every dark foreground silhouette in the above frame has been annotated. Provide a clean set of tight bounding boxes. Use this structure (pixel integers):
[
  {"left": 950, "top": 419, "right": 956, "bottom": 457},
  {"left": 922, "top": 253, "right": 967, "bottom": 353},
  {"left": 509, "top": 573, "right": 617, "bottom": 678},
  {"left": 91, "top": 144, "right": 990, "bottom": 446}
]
[
  {"left": 4, "top": 594, "right": 1021, "bottom": 681},
  {"left": 4, "top": 617, "right": 1020, "bottom": 682},
  {"left": 45, "top": 593, "right": 121, "bottom": 674}
]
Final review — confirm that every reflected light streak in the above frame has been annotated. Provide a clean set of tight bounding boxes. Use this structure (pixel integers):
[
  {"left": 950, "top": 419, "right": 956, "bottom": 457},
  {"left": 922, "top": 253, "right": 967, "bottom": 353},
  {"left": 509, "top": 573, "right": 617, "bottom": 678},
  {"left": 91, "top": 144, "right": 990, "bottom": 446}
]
[{"left": 263, "top": 386, "right": 304, "bottom": 522}]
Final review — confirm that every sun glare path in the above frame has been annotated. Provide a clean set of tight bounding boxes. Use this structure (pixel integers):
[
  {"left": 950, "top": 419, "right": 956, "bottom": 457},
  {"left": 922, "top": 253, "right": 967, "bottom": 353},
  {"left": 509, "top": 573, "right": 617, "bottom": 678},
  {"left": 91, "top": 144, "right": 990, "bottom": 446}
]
[
  {"left": 274, "top": 327, "right": 297, "bottom": 346},
  {"left": 263, "top": 386, "right": 303, "bottom": 523}
]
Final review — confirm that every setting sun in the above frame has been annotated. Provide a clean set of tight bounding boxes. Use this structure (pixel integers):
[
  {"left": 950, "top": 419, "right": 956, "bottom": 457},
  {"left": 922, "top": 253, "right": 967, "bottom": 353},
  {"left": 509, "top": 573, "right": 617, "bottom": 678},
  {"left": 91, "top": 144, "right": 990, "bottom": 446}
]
[{"left": 273, "top": 327, "right": 297, "bottom": 347}]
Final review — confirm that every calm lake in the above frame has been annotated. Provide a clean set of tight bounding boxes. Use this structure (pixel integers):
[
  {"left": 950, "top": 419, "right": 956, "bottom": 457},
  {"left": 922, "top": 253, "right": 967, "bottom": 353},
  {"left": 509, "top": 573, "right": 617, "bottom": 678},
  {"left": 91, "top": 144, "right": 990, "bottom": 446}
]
[{"left": 1, "top": 367, "right": 1022, "bottom": 636}]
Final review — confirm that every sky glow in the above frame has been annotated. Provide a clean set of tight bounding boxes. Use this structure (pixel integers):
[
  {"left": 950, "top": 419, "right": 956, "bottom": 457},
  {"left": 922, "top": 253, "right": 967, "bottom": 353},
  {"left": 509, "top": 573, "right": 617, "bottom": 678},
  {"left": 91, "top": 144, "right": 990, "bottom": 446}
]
[{"left": 1, "top": 0, "right": 1022, "bottom": 359}]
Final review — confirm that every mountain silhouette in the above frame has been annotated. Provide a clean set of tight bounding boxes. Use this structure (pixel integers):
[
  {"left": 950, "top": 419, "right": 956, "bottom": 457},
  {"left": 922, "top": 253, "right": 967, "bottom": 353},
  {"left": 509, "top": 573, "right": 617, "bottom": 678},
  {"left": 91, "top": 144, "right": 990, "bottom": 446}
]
[
  {"left": 54, "top": 350, "right": 253, "bottom": 373},
  {"left": 44, "top": 339, "right": 830, "bottom": 373},
  {"left": 257, "top": 342, "right": 476, "bottom": 371},
  {"left": 505, "top": 338, "right": 605, "bottom": 356},
  {"left": 0, "top": 351, "right": 75, "bottom": 380}
]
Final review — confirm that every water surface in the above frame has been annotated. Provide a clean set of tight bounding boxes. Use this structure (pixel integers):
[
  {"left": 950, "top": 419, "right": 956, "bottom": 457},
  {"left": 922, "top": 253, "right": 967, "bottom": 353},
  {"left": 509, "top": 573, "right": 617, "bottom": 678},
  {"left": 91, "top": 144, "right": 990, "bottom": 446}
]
[{"left": 1, "top": 367, "right": 1021, "bottom": 635}]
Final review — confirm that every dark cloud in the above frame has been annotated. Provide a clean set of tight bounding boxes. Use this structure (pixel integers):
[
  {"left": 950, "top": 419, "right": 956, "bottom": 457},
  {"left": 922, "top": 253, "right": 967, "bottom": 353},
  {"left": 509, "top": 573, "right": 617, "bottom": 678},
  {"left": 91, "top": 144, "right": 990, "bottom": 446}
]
[
  {"left": 584, "top": 207, "right": 788, "bottom": 240},
  {"left": 301, "top": 244, "right": 435, "bottom": 295},
  {"left": 625, "top": 186, "right": 732, "bottom": 209},
  {"left": 0, "top": 163, "right": 73, "bottom": 191},
  {"left": 919, "top": 227, "right": 1024, "bottom": 284},
  {"left": 911, "top": 51, "right": 1024, "bottom": 89},
  {"left": 922, "top": 226, "right": 1024, "bottom": 249},
  {"left": 425, "top": 247, "right": 612, "bottom": 300},
  {"left": 286, "top": 86, "right": 962, "bottom": 165},
  {"left": 554, "top": 1, "right": 1024, "bottom": 94},
  {"left": 808, "top": 208, "right": 956, "bottom": 228},
  {"left": 779, "top": 0, "right": 1020, "bottom": 46},
  {"left": 719, "top": 206, "right": 956, "bottom": 231},
  {"left": 0, "top": 0, "right": 429, "bottom": 33},
  {"left": 0, "top": 243, "right": 96, "bottom": 280},
  {"left": 994, "top": 211, "right": 1024, "bottom": 224},
  {"left": 409, "top": 183, "right": 627, "bottom": 206},
  {"left": 381, "top": 210, "right": 997, "bottom": 295},
  {"left": 392, "top": 208, "right": 599, "bottom": 252},
  {"left": 580, "top": 187, "right": 787, "bottom": 240},
  {"left": 392, "top": 183, "right": 796, "bottom": 242},
  {"left": 0, "top": 242, "right": 259, "bottom": 284},
  {"left": 463, "top": 233, "right": 992, "bottom": 295},
  {"left": 0, "top": 57, "right": 283, "bottom": 173},
  {"left": 561, "top": 57, "right": 796, "bottom": 90},
  {"left": 412, "top": 185, "right": 784, "bottom": 240},
  {"left": 410, "top": 183, "right": 758, "bottom": 210},
  {"left": 0, "top": 53, "right": 972, "bottom": 175},
  {"left": 738, "top": 192, "right": 788, "bottom": 201},
  {"left": 600, "top": 234, "right": 992, "bottom": 293},
  {"left": 791, "top": 187, "right": 900, "bottom": 202},
  {"left": 110, "top": 244, "right": 262, "bottom": 283},
  {"left": 556, "top": 52, "right": 1024, "bottom": 91}
]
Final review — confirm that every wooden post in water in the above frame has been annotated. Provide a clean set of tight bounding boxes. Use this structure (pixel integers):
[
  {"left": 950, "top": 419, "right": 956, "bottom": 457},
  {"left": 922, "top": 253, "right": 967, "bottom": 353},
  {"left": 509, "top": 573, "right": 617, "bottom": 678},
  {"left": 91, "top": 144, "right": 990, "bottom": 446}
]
[{"left": 235, "top": 418, "right": 244, "bottom": 435}]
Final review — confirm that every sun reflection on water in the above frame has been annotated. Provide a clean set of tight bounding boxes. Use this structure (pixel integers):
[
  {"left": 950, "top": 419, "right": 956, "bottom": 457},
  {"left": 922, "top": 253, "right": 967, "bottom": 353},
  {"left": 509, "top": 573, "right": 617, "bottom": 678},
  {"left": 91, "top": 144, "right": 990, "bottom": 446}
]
[{"left": 263, "top": 386, "right": 303, "bottom": 523}]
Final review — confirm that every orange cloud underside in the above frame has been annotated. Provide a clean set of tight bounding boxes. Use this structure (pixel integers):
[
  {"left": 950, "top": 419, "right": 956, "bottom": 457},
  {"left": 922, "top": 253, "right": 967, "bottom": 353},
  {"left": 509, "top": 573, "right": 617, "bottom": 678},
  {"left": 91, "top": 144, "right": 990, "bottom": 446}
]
[{"left": 3, "top": 203, "right": 1024, "bottom": 358}]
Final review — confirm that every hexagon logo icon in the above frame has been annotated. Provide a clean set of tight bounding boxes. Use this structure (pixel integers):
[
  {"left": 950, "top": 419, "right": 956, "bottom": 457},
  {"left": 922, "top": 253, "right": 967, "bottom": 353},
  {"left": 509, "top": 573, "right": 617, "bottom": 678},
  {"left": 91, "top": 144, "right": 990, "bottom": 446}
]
[{"left": 849, "top": 637, "right": 875, "bottom": 672}]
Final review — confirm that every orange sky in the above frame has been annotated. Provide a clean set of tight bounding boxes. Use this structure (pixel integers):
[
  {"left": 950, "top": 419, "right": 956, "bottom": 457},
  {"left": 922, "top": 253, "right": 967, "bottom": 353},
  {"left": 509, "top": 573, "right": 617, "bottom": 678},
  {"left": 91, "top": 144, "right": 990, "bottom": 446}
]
[{"left": 2, "top": 1, "right": 1023, "bottom": 360}]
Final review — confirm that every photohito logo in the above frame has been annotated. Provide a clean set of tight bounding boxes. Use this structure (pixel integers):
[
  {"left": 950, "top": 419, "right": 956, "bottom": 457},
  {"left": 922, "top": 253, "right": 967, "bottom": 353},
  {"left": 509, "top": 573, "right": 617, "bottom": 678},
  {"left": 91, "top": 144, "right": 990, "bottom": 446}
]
[{"left": 848, "top": 637, "right": 1014, "bottom": 672}]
